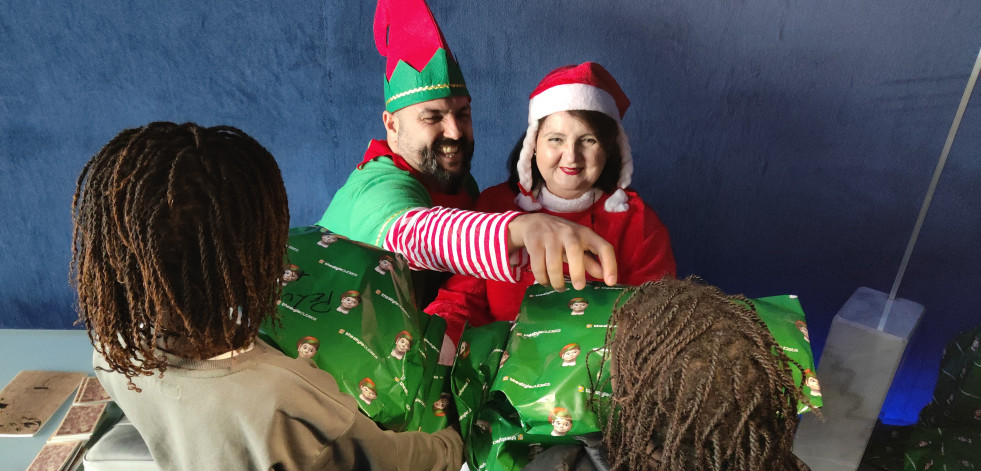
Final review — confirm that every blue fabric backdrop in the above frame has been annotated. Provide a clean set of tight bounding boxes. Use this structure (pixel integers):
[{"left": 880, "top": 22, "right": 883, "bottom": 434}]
[{"left": 1, "top": 0, "right": 978, "bottom": 425}]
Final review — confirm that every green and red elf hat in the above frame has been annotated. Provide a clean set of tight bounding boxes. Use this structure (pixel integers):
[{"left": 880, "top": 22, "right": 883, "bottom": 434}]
[
  {"left": 359, "top": 377, "right": 377, "bottom": 391},
  {"left": 515, "top": 62, "right": 634, "bottom": 213},
  {"left": 559, "top": 343, "right": 580, "bottom": 356},
  {"left": 549, "top": 407, "right": 573, "bottom": 423},
  {"left": 395, "top": 330, "right": 413, "bottom": 342},
  {"left": 296, "top": 336, "right": 320, "bottom": 349},
  {"left": 373, "top": 0, "right": 470, "bottom": 113}
]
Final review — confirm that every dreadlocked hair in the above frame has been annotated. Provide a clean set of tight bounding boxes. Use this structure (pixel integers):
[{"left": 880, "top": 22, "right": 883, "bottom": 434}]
[
  {"left": 592, "top": 276, "right": 813, "bottom": 471},
  {"left": 71, "top": 122, "right": 289, "bottom": 388}
]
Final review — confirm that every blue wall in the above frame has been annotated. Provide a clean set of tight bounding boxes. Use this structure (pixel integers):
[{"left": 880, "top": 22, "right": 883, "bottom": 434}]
[{"left": 1, "top": 1, "right": 978, "bottom": 424}]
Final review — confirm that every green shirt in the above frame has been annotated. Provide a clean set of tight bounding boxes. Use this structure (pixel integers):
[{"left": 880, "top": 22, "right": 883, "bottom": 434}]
[{"left": 318, "top": 156, "right": 478, "bottom": 247}]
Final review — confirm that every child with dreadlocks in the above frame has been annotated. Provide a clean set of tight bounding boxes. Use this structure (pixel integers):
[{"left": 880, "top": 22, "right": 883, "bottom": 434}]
[
  {"left": 594, "top": 277, "right": 813, "bottom": 470},
  {"left": 71, "top": 122, "right": 463, "bottom": 471}
]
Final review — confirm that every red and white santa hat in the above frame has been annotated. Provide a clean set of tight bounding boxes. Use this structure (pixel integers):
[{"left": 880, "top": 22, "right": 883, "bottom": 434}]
[{"left": 515, "top": 62, "right": 633, "bottom": 213}]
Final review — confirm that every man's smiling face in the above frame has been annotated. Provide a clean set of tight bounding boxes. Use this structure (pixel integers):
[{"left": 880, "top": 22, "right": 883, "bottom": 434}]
[{"left": 385, "top": 96, "right": 474, "bottom": 192}]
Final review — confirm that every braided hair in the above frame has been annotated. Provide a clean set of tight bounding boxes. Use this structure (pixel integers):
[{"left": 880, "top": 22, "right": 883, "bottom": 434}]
[
  {"left": 71, "top": 122, "right": 289, "bottom": 387},
  {"left": 592, "top": 277, "right": 813, "bottom": 470}
]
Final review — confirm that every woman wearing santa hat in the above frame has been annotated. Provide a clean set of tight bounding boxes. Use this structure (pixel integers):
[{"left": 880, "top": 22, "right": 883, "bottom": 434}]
[{"left": 426, "top": 62, "right": 676, "bottom": 342}]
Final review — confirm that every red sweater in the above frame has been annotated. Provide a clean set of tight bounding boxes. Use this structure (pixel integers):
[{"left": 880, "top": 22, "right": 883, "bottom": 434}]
[{"left": 425, "top": 183, "right": 677, "bottom": 341}]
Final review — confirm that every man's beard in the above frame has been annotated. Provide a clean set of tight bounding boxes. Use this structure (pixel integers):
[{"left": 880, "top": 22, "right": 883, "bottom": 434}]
[{"left": 419, "top": 138, "right": 474, "bottom": 194}]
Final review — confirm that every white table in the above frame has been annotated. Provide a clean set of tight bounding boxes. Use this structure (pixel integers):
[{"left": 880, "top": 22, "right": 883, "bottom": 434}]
[{"left": 0, "top": 329, "right": 96, "bottom": 470}]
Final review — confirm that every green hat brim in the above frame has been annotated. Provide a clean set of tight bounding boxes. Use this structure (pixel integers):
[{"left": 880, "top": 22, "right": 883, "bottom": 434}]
[{"left": 385, "top": 48, "right": 469, "bottom": 113}]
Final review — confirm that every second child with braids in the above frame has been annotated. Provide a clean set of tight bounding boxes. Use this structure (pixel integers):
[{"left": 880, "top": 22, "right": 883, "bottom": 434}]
[{"left": 73, "top": 122, "right": 463, "bottom": 470}]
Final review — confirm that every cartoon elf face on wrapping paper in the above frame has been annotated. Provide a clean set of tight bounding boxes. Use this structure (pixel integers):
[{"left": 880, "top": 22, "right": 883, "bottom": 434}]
[
  {"left": 282, "top": 264, "right": 302, "bottom": 285},
  {"left": 317, "top": 232, "right": 344, "bottom": 247},
  {"left": 433, "top": 393, "right": 451, "bottom": 416},
  {"left": 795, "top": 320, "right": 810, "bottom": 343},
  {"left": 549, "top": 407, "right": 573, "bottom": 436},
  {"left": 337, "top": 290, "right": 362, "bottom": 314},
  {"left": 560, "top": 343, "right": 581, "bottom": 366},
  {"left": 475, "top": 419, "right": 491, "bottom": 433},
  {"left": 569, "top": 298, "right": 589, "bottom": 316},
  {"left": 296, "top": 336, "right": 320, "bottom": 359},
  {"left": 391, "top": 331, "right": 413, "bottom": 359},
  {"left": 375, "top": 255, "right": 396, "bottom": 274},
  {"left": 358, "top": 378, "right": 377, "bottom": 404},
  {"left": 804, "top": 369, "right": 822, "bottom": 397}
]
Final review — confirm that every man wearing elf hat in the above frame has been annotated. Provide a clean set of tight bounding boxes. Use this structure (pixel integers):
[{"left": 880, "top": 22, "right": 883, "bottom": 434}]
[{"left": 318, "top": 0, "right": 618, "bottom": 300}]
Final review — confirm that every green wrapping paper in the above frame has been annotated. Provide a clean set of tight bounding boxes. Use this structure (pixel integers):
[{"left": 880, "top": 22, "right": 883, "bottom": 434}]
[
  {"left": 493, "top": 284, "right": 623, "bottom": 439},
  {"left": 259, "top": 226, "right": 447, "bottom": 432},
  {"left": 451, "top": 322, "right": 512, "bottom": 444},
  {"left": 458, "top": 284, "right": 627, "bottom": 470},
  {"left": 747, "top": 295, "right": 824, "bottom": 412},
  {"left": 468, "top": 398, "right": 537, "bottom": 470},
  {"left": 458, "top": 282, "right": 822, "bottom": 470},
  {"left": 902, "top": 325, "right": 981, "bottom": 470}
]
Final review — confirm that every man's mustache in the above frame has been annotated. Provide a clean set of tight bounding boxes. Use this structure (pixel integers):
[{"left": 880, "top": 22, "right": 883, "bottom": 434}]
[{"left": 433, "top": 137, "right": 468, "bottom": 149}]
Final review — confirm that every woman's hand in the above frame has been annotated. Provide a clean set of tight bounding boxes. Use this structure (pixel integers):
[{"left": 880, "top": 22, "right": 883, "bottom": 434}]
[{"left": 506, "top": 213, "right": 618, "bottom": 291}]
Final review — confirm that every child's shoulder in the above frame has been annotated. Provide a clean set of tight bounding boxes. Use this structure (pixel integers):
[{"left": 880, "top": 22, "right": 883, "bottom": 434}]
[{"left": 250, "top": 340, "right": 358, "bottom": 408}]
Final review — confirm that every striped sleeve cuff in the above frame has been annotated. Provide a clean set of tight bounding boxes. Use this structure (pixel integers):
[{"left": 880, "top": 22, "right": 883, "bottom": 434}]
[{"left": 383, "top": 207, "right": 523, "bottom": 283}]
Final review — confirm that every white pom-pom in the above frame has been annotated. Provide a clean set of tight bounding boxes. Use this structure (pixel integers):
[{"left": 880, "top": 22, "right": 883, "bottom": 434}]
[
  {"left": 514, "top": 192, "right": 542, "bottom": 211},
  {"left": 604, "top": 188, "right": 629, "bottom": 213}
]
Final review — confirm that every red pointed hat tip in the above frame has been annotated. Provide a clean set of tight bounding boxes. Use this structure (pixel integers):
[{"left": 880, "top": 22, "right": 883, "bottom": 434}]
[{"left": 374, "top": 0, "right": 454, "bottom": 79}]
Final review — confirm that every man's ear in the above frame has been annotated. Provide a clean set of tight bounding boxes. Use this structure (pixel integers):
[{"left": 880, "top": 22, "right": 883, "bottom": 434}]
[
  {"left": 382, "top": 110, "right": 399, "bottom": 136},
  {"left": 383, "top": 110, "right": 400, "bottom": 151}
]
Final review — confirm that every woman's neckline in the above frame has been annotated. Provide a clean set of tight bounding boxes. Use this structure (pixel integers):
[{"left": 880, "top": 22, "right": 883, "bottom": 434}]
[{"left": 538, "top": 186, "right": 603, "bottom": 213}]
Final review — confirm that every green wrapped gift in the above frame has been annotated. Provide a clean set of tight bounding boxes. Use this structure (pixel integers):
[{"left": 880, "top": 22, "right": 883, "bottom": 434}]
[
  {"left": 451, "top": 322, "right": 512, "bottom": 444},
  {"left": 458, "top": 284, "right": 626, "bottom": 470},
  {"left": 259, "top": 226, "right": 447, "bottom": 432},
  {"left": 492, "top": 284, "right": 624, "bottom": 440},
  {"left": 749, "top": 295, "right": 824, "bottom": 412},
  {"left": 460, "top": 282, "right": 821, "bottom": 470}
]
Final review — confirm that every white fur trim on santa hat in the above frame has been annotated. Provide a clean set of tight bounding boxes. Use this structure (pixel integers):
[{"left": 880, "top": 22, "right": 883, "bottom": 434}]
[
  {"left": 616, "top": 123, "right": 632, "bottom": 189},
  {"left": 514, "top": 191, "right": 542, "bottom": 211},
  {"left": 528, "top": 84, "right": 620, "bottom": 122},
  {"left": 600, "top": 123, "right": 633, "bottom": 213},
  {"left": 604, "top": 189, "right": 629, "bottom": 212},
  {"left": 516, "top": 120, "right": 540, "bottom": 209}
]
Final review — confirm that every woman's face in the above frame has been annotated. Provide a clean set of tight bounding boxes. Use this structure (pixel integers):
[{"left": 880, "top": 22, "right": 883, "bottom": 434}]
[{"left": 535, "top": 111, "right": 608, "bottom": 199}]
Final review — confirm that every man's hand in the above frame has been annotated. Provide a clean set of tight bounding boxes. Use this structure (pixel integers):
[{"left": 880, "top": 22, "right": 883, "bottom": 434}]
[{"left": 507, "top": 213, "right": 617, "bottom": 291}]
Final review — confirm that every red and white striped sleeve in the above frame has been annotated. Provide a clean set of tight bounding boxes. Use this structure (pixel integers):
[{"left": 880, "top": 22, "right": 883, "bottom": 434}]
[{"left": 383, "top": 206, "right": 523, "bottom": 283}]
